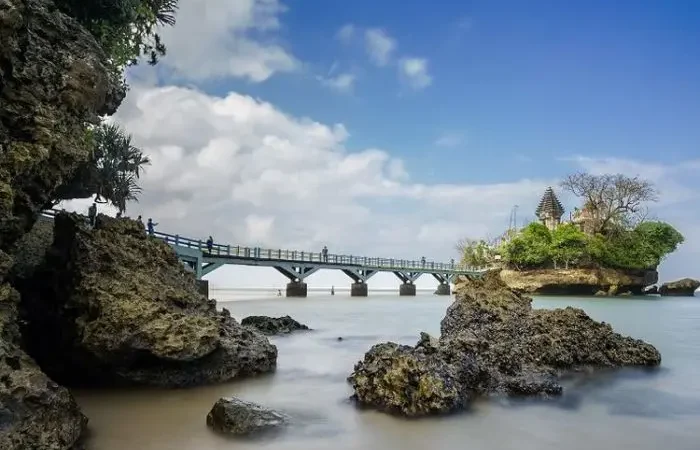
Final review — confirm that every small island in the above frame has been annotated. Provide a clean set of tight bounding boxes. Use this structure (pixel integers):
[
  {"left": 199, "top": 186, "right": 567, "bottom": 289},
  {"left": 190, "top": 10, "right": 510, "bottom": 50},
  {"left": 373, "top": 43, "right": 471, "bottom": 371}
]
[{"left": 458, "top": 173, "right": 685, "bottom": 296}]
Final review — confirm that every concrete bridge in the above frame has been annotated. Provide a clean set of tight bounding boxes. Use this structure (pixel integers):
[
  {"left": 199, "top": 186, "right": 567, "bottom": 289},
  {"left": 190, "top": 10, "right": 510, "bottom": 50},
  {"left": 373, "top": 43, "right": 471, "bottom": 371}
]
[{"left": 42, "top": 209, "right": 487, "bottom": 297}]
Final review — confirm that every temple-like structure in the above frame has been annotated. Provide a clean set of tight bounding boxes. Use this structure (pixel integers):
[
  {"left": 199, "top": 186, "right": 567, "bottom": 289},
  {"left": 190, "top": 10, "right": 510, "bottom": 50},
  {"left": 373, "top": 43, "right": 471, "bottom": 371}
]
[{"left": 536, "top": 187, "right": 565, "bottom": 230}]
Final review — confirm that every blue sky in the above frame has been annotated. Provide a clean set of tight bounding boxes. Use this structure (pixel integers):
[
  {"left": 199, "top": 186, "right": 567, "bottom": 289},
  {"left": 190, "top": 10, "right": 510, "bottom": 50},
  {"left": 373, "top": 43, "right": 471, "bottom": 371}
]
[{"left": 70, "top": 0, "right": 700, "bottom": 289}]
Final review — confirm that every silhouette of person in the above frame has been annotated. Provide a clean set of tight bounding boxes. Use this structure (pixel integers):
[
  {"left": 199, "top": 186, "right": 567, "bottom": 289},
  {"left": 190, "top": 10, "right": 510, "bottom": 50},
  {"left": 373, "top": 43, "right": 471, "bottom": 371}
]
[
  {"left": 88, "top": 202, "right": 97, "bottom": 227},
  {"left": 206, "top": 236, "right": 214, "bottom": 254},
  {"left": 421, "top": 256, "right": 426, "bottom": 267},
  {"left": 147, "top": 218, "right": 158, "bottom": 235},
  {"left": 322, "top": 245, "right": 329, "bottom": 262}
]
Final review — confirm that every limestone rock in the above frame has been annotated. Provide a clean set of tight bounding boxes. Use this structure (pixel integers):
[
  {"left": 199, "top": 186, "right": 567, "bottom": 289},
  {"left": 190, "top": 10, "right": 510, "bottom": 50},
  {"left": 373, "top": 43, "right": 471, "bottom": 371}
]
[
  {"left": 0, "top": 284, "right": 86, "bottom": 450},
  {"left": 17, "top": 213, "right": 277, "bottom": 387},
  {"left": 348, "top": 271, "right": 661, "bottom": 417},
  {"left": 348, "top": 335, "right": 472, "bottom": 416},
  {"left": 499, "top": 268, "right": 658, "bottom": 296},
  {"left": 206, "top": 397, "right": 288, "bottom": 436},
  {"left": 0, "top": 0, "right": 122, "bottom": 249},
  {"left": 659, "top": 278, "right": 700, "bottom": 297},
  {"left": 241, "top": 315, "right": 310, "bottom": 335}
]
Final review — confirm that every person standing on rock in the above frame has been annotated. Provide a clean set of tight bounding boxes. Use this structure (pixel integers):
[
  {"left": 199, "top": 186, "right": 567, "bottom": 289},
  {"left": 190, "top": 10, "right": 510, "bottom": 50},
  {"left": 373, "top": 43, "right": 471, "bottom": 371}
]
[
  {"left": 88, "top": 202, "right": 97, "bottom": 227},
  {"left": 137, "top": 215, "right": 144, "bottom": 229},
  {"left": 147, "top": 218, "right": 158, "bottom": 235}
]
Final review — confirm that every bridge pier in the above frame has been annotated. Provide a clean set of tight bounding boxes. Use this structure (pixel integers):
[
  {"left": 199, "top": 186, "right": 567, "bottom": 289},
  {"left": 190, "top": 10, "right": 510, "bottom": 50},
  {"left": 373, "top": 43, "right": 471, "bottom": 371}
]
[
  {"left": 351, "top": 281, "right": 368, "bottom": 297},
  {"left": 435, "top": 282, "right": 450, "bottom": 295},
  {"left": 286, "top": 281, "right": 307, "bottom": 297},
  {"left": 342, "top": 268, "right": 376, "bottom": 297},
  {"left": 399, "top": 282, "right": 417, "bottom": 296}
]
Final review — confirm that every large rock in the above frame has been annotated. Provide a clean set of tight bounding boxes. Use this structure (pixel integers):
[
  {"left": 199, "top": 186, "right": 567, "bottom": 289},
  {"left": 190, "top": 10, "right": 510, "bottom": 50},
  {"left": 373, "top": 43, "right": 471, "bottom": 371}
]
[
  {"left": 0, "top": 0, "right": 123, "bottom": 448},
  {"left": 659, "top": 278, "right": 700, "bottom": 297},
  {"left": 499, "top": 268, "right": 658, "bottom": 296},
  {"left": 206, "top": 397, "right": 288, "bottom": 436},
  {"left": 349, "top": 333, "right": 473, "bottom": 416},
  {"left": 0, "top": 0, "right": 122, "bottom": 249},
  {"left": 16, "top": 213, "right": 277, "bottom": 387},
  {"left": 241, "top": 315, "right": 310, "bottom": 335},
  {"left": 348, "top": 271, "right": 661, "bottom": 416},
  {"left": 0, "top": 284, "right": 86, "bottom": 450}
]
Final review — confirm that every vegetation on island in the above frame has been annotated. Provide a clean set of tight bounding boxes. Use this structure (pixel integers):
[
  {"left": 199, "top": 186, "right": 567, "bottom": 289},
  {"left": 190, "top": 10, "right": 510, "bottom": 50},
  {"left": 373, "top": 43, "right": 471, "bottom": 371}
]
[
  {"left": 48, "top": 1, "right": 177, "bottom": 213},
  {"left": 458, "top": 173, "right": 684, "bottom": 271}
]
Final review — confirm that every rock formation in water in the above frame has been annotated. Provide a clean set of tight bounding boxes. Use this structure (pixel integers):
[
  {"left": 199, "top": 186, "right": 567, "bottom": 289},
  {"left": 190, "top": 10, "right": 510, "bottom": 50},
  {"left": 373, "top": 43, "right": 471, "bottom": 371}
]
[
  {"left": 0, "top": 0, "right": 123, "bottom": 447},
  {"left": 241, "top": 315, "right": 311, "bottom": 335},
  {"left": 499, "top": 267, "right": 658, "bottom": 296},
  {"left": 16, "top": 213, "right": 277, "bottom": 387},
  {"left": 348, "top": 271, "right": 661, "bottom": 417},
  {"left": 206, "top": 397, "right": 288, "bottom": 436},
  {"left": 659, "top": 278, "right": 700, "bottom": 297}
]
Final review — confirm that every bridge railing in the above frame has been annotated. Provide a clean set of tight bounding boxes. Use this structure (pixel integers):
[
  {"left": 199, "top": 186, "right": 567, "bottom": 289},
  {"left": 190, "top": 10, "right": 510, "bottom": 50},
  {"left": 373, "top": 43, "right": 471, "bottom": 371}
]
[
  {"left": 40, "top": 209, "right": 487, "bottom": 273},
  {"left": 152, "top": 231, "right": 485, "bottom": 273}
]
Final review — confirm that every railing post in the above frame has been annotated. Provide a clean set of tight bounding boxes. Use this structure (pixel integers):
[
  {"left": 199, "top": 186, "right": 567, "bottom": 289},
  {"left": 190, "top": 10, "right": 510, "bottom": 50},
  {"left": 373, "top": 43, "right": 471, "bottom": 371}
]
[
  {"left": 278, "top": 249, "right": 281, "bottom": 259},
  {"left": 175, "top": 235, "right": 179, "bottom": 247},
  {"left": 226, "top": 244, "right": 230, "bottom": 256}
]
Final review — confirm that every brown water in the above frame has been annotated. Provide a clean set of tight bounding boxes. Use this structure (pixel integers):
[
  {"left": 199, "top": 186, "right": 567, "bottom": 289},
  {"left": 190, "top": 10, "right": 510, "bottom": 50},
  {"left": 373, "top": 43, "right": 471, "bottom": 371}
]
[{"left": 74, "top": 292, "right": 700, "bottom": 450}]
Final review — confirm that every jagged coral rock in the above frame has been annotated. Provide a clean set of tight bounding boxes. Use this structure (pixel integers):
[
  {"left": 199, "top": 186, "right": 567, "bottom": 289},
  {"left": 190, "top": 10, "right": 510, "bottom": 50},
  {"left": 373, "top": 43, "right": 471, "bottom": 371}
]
[
  {"left": 18, "top": 213, "right": 277, "bottom": 387},
  {"left": 241, "top": 315, "right": 311, "bottom": 335},
  {"left": 0, "top": 283, "right": 86, "bottom": 450},
  {"left": 659, "top": 278, "right": 700, "bottom": 297},
  {"left": 348, "top": 271, "right": 661, "bottom": 416},
  {"left": 0, "top": 0, "right": 124, "bottom": 447}
]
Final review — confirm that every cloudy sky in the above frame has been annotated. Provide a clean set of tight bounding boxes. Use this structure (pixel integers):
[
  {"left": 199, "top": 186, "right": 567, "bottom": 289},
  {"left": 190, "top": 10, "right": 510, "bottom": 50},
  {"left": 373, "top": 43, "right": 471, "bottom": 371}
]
[{"left": 63, "top": 0, "right": 700, "bottom": 289}]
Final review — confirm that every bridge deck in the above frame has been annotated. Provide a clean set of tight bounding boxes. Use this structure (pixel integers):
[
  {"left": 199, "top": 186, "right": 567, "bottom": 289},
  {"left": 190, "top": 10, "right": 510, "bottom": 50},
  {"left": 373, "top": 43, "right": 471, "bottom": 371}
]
[
  {"left": 40, "top": 209, "right": 485, "bottom": 276},
  {"left": 155, "top": 231, "right": 484, "bottom": 275}
]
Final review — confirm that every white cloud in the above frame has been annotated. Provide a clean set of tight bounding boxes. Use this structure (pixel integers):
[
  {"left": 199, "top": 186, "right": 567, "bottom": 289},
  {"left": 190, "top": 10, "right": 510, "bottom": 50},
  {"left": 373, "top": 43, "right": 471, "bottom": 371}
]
[
  {"left": 399, "top": 57, "right": 432, "bottom": 90},
  {"left": 317, "top": 73, "right": 356, "bottom": 93},
  {"left": 435, "top": 133, "right": 464, "bottom": 148},
  {"left": 336, "top": 24, "right": 355, "bottom": 43},
  {"left": 69, "top": 85, "right": 700, "bottom": 288},
  {"left": 108, "top": 83, "right": 551, "bottom": 264},
  {"left": 157, "top": 0, "right": 298, "bottom": 82},
  {"left": 365, "top": 28, "right": 397, "bottom": 66}
]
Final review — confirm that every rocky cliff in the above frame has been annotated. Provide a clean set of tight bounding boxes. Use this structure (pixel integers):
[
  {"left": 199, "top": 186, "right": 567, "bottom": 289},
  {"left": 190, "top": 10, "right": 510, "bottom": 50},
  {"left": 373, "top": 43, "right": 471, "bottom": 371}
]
[
  {"left": 348, "top": 271, "right": 660, "bottom": 417},
  {"left": 1, "top": 0, "right": 123, "bottom": 447},
  {"left": 499, "top": 267, "right": 658, "bottom": 295},
  {"left": 16, "top": 213, "right": 277, "bottom": 387}
]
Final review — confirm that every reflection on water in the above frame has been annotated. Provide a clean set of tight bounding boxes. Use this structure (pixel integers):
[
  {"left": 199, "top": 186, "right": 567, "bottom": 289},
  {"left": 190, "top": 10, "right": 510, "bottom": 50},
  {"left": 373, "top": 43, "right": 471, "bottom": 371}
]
[{"left": 74, "top": 293, "right": 700, "bottom": 450}]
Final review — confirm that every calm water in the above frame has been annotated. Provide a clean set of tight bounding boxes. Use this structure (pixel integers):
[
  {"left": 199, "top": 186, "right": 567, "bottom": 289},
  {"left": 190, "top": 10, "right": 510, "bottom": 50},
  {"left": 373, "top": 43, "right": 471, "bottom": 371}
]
[{"left": 74, "top": 291, "right": 700, "bottom": 450}]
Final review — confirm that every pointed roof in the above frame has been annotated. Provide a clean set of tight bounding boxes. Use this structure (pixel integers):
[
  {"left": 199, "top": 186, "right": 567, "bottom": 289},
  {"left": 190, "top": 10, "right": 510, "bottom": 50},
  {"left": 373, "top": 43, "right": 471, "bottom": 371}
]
[{"left": 535, "top": 187, "right": 564, "bottom": 219}]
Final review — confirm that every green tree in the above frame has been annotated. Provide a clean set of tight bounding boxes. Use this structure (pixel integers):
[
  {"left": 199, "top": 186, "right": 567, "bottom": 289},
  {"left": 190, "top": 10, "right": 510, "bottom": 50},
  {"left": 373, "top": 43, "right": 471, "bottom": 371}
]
[
  {"left": 550, "top": 223, "right": 588, "bottom": 269},
  {"left": 55, "top": 0, "right": 178, "bottom": 70},
  {"left": 633, "top": 221, "right": 684, "bottom": 267},
  {"left": 501, "top": 222, "right": 552, "bottom": 269},
  {"left": 51, "top": 123, "right": 150, "bottom": 214},
  {"left": 456, "top": 239, "right": 493, "bottom": 268}
]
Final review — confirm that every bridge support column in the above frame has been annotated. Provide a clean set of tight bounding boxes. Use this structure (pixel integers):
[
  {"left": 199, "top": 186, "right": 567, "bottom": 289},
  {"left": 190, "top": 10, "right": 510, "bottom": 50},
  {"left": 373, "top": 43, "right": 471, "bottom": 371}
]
[
  {"left": 197, "top": 279, "right": 209, "bottom": 298},
  {"left": 351, "top": 281, "right": 368, "bottom": 297},
  {"left": 435, "top": 282, "right": 450, "bottom": 295},
  {"left": 399, "top": 282, "right": 417, "bottom": 296},
  {"left": 286, "top": 281, "right": 307, "bottom": 298}
]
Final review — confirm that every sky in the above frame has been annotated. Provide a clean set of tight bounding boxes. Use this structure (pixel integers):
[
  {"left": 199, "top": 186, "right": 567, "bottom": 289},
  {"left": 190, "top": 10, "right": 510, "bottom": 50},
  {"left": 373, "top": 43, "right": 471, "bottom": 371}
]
[{"left": 61, "top": 0, "right": 700, "bottom": 290}]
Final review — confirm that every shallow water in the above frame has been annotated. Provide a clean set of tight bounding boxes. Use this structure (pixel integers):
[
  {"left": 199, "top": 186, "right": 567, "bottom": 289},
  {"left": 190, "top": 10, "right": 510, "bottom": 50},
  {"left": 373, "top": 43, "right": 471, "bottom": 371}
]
[{"left": 74, "top": 292, "right": 700, "bottom": 450}]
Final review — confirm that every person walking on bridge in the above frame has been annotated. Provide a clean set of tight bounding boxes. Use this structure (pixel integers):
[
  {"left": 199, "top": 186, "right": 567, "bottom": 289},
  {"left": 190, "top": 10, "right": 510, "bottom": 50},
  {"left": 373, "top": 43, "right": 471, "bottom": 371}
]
[
  {"left": 88, "top": 202, "right": 97, "bottom": 227},
  {"left": 206, "top": 236, "right": 214, "bottom": 254},
  {"left": 421, "top": 256, "right": 426, "bottom": 267},
  {"left": 322, "top": 246, "right": 329, "bottom": 262},
  {"left": 147, "top": 218, "right": 158, "bottom": 236}
]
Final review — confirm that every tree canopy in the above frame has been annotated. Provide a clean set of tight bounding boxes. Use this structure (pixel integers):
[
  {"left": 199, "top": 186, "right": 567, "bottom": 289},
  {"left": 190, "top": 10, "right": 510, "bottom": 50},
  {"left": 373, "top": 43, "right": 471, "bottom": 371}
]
[
  {"left": 456, "top": 239, "right": 494, "bottom": 268},
  {"left": 561, "top": 172, "right": 658, "bottom": 234},
  {"left": 51, "top": 123, "right": 150, "bottom": 214},
  {"left": 56, "top": 0, "right": 178, "bottom": 69},
  {"left": 498, "top": 220, "right": 683, "bottom": 271}
]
